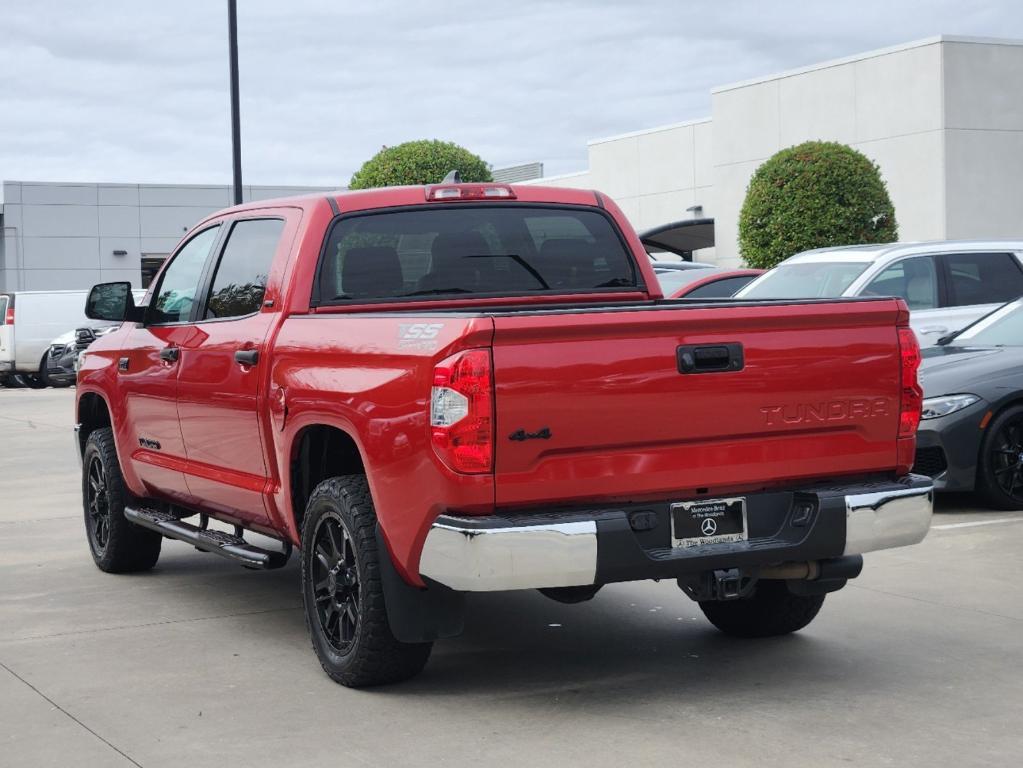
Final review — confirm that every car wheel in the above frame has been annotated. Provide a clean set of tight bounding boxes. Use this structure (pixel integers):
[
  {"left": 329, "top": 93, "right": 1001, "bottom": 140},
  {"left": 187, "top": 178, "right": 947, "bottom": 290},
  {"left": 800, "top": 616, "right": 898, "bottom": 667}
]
[
  {"left": 978, "top": 404, "right": 1023, "bottom": 510},
  {"left": 301, "top": 475, "right": 432, "bottom": 687},
  {"left": 21, "top": 370, "right": 45, "bottom": 389},
  {"left": 83, "top": 427, "right": 162, "bottom": 572},
  {"left": 699, "top": 579, "right": 825, "bottom": 638}
]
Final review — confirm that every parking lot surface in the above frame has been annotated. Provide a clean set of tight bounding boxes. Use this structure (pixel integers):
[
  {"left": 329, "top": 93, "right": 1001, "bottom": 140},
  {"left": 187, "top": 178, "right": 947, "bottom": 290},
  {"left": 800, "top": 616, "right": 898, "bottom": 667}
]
[{"left": 1, "top": 387, "right": 1021, "bottom": 767}]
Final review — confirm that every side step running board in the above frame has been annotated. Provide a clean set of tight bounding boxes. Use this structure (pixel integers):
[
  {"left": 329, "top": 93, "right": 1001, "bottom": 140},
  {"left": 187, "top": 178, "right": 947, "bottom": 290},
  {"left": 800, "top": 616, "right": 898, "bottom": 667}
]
[{"left": 124, "top": 506, "right": 291, "bottom": 570}]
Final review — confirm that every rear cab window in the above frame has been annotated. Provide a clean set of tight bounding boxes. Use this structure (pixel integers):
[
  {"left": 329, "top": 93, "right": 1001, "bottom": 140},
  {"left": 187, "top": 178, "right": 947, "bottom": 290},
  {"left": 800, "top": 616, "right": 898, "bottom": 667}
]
[{"left": 316, "top": 205, "right": 637, "bottom": 304}]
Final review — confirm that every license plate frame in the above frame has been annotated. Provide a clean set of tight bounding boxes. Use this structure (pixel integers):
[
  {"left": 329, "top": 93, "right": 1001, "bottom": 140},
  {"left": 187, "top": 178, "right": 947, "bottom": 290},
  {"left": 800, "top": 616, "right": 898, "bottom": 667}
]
[{"left": 671, "top": 497, "right": 748, "bottom": 548}]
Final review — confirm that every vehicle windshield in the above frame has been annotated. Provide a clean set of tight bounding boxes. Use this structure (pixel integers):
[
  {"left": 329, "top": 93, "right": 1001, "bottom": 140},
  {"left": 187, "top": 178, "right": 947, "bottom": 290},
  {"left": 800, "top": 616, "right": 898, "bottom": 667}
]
[
  {"left": 952, "top": 299, "right": 1023, "bottom": 346},
  {"left": 737, "top": 260, "right": 870, "bottom": 299},
  {"left": 318, "top": 206, "right": 637, "bottom": 303}
]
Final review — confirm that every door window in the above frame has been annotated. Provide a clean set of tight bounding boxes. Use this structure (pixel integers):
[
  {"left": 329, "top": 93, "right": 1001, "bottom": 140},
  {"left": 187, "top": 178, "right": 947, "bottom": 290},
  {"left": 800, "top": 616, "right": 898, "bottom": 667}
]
[
  {"left": 945, "top": 253, "right": 1023, "bottom": 307},
  {"left": 863, "top": 257, "right": 938, "bottom": 310},
  {"left": 203, "top": 219, "right": 284, "bottom": 320},
  {"left": 149, "top": 226, "right": 221, "bottom": 324}
]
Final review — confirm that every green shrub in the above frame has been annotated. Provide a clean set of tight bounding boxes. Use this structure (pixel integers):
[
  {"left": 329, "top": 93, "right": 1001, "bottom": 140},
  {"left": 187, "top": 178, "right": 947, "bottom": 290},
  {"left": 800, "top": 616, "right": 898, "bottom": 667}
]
[
  {"left": 738, "top": 141, "right": 897, "bottom": 269},
  {"left": 348, "top": 140, "right": 492, "bottom": 190}
]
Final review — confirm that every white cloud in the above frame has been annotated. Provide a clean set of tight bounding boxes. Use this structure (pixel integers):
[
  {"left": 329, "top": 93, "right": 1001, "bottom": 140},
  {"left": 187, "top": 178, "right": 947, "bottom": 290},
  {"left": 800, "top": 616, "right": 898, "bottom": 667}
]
[{"left": 1, "top": 0, "right": 1020, "bottom": 186}]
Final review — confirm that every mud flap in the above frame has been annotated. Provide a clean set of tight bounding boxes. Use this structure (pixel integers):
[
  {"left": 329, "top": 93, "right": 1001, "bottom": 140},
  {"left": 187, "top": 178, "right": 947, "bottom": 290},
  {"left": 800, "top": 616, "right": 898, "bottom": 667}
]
[{"left": 375, "top": 525, "right": 465, "bottom": 643}]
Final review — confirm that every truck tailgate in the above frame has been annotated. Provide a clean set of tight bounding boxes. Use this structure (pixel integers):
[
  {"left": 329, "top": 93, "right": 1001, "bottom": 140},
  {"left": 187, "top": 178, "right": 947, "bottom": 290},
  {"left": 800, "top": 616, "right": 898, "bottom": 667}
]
[{"left": 491, "top": 299, "right": 903, "bottom": 507}]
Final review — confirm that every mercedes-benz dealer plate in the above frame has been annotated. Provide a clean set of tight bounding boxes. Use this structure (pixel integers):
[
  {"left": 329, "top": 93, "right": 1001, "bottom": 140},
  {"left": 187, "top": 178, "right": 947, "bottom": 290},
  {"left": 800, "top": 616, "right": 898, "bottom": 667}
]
[{"left": 671, "top": 497, "right": 748, "bottom": 548}]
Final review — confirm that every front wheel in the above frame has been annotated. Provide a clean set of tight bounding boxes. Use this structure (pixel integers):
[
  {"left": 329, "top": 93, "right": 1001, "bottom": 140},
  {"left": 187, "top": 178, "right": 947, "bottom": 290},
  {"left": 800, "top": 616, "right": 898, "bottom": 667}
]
[
  {"left": 699, "top": 580, "right": 825, "bottom": 638},
  {"left": 977, "top": 404, "right": 1023, "bottom": 510},
  {"left": 301, "top": 475, "right": 432, "bottom": 687},
  {"left": 83, "top": 427, "right": 162, "bottom": 572}
]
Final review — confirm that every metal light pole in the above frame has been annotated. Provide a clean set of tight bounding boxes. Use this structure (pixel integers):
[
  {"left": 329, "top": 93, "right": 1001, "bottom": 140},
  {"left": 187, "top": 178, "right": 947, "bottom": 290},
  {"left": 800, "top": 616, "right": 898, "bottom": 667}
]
[{"left": 227, "top": 0, "right": 243, "bottom": 205}]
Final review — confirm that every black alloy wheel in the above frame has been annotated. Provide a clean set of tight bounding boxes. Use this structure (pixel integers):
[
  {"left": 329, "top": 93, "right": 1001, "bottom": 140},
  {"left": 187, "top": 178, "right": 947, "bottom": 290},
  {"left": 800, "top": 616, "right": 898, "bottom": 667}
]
[
  {"left": 979, "top": 405, "right": 1023, "bottom": 510},
  {"left": 86, "top": 453, "right": 111, "bottom": 554},
  {"left": 81, "top": 427, "right": 162, "bottom": 572},
  {"left": 311, "top": 513, "right": 362, "bottom": 653},
  {"left": 300, "top": 475, "right": 432, "bottom": 686}
]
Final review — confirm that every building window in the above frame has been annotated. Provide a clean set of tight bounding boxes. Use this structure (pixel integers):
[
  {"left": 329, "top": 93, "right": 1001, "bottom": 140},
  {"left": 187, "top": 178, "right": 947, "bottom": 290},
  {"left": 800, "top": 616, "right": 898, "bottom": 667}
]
[{"left": 141, "top": 254, "right": 168, "bottom": 288}]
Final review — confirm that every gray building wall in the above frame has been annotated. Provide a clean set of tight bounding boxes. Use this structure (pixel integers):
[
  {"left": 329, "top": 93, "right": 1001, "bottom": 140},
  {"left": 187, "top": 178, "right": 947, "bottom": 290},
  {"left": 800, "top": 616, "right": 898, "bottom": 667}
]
[{"left": 0, "top": 181, "right": 335, "bottom": 292}]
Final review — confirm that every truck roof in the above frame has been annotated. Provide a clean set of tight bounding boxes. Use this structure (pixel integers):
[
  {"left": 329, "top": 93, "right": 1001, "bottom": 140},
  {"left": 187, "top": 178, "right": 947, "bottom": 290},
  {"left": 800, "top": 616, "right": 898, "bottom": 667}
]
[{"left": 200, "top": 183, "right": 605, "bottom": 221}]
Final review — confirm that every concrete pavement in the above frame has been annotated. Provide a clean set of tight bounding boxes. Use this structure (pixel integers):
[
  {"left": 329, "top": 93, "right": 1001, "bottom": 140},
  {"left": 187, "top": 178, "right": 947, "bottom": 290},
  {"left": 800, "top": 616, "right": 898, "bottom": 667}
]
[{"left": 1, "top": 388, "right": 1021, "bottom": 767}]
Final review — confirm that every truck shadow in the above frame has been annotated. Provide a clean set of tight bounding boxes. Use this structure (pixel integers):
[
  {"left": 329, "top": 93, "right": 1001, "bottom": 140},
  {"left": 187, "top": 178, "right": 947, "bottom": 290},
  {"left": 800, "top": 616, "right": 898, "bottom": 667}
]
[{"left": 144, "top": 548, "right": 924, "bottom": 699}]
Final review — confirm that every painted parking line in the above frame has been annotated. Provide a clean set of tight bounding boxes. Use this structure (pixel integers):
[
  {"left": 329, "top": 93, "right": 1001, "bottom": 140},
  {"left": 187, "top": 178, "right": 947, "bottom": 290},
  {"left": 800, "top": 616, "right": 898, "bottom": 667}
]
[{"left": 932, "top": 516, "right": 1023, "bottom": 531}]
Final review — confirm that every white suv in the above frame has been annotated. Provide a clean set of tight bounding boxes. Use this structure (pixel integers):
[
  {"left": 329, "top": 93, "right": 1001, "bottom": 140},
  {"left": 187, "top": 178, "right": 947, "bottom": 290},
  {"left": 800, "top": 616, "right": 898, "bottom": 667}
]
[{"left": 736, "top": 242, "right": 1023, "bottom": 346}]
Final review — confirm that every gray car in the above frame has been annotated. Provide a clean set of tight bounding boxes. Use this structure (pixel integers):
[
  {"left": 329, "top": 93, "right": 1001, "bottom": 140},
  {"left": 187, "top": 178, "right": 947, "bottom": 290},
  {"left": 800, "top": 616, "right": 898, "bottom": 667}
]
[{"left": 915, "top": 298, "right": 1023, "bottom": 509}]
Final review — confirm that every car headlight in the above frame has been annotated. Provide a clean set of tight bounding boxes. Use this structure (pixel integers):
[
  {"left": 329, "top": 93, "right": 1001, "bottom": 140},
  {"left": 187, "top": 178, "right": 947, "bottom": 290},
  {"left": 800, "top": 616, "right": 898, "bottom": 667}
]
[{"left": 921, "top": 394, "right": 980, "bottom": 420}]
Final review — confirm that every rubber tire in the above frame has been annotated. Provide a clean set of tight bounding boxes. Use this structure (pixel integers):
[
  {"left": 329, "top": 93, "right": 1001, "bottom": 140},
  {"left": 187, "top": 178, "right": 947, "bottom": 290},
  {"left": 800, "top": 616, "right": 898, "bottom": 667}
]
[
  {"left": 40, "top": 357, "right": 72, "bottom": 388},
  {"left": 83, "top": 427, "right": 162, "bottom": 573},
  {"left": 977, "top": 404, "right": 1023, "bottom": 511},
  {"left": 699, "top": 579, "right": 825, "bottom": 638},
  {"left": 20, "top": 370, "right": 45, "bottom": 389},
  {"left": 301, "top": 475, "right": 432, "bottom": 687}
]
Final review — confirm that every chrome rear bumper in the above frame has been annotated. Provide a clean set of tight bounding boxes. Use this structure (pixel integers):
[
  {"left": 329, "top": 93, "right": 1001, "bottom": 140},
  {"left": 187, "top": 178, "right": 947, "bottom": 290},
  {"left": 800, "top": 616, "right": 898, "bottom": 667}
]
[
  {"left": 418, "top": 476, "right": 933, "bottom": 592},
  {"left": 843, "top": 483, "right": 934, "bottom": 556}
]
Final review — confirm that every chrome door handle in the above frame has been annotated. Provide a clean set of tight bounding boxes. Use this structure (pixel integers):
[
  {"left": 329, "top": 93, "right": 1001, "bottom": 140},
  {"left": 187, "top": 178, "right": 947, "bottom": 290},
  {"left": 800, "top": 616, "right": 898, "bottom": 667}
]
[{"left": 159, "top": 346, "right": 179, "bottom": 363}]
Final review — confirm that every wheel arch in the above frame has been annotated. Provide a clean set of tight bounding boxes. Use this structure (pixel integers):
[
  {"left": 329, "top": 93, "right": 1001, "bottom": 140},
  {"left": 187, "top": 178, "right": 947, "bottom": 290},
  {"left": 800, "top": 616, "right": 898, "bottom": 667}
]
[
  {"left": 288, "top": 423, "right": 367, "bottom": 537},
  {"left": 77, "top": 390, "right": 112, "bottom": 457}
]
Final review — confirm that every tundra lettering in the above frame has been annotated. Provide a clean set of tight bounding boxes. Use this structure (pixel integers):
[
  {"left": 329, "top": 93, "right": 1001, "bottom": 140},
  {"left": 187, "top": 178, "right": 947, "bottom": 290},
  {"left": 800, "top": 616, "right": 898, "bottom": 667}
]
[{"left": 760, "top": 398, "right": 890, "bottom": 426}]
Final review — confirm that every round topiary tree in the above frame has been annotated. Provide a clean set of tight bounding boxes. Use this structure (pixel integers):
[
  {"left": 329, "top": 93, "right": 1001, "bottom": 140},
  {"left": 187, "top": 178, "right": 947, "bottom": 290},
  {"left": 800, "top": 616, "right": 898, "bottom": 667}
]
[
  {"left": 348, "top": 140, "right": 492, "bottom": 190},
  {"left": 738, "top": 141, "right": 897, "bottom": 269}
]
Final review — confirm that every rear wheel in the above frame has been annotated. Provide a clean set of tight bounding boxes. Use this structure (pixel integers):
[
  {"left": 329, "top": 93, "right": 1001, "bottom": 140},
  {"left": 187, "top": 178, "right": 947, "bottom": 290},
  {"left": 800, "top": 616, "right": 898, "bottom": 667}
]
[
  {"left": 83, "top": 427, "right": 162, "bottom": 572},
  {"left": 978, "top": 404, "right": 1023, "bottom": 510},
  {"left": 699, "top": 580, "right": 825, "bottom": 638},
  {"left": 301, "top": 475, "right": 432, "bottom": 687}
]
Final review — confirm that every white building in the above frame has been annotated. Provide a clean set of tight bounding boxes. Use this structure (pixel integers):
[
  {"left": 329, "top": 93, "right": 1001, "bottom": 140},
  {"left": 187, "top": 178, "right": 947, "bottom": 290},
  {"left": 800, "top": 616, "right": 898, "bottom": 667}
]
[{"left": 524, "top": 36, "right": 1023, "bottom": 266}]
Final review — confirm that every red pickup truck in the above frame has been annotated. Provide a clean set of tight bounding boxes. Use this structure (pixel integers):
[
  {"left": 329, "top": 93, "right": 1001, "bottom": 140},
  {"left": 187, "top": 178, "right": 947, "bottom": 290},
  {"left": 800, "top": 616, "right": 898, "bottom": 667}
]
[{"left": 75, "top": 180, "right": 933, "bottom": 686}]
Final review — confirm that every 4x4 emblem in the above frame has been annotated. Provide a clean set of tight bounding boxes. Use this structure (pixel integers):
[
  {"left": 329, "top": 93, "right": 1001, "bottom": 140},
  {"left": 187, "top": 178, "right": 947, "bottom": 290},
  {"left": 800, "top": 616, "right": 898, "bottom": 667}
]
[{"left": 508, "top": 427, "right": 552, "bottom": 442}]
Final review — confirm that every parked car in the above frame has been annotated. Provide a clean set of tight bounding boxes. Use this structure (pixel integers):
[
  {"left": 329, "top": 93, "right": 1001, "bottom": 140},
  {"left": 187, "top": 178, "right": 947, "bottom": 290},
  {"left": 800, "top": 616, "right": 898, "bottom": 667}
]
[
  {"left": 43, "top": 326, "right": 120, "bottom": 387},
  {"left": 0, "top": 290, "right": 109, "bottom": 387},
  {"left": 648, "top": 259, "right": 717, "bottom": 271},
  {"left": 658, "top": 268, "right": 764, "bottom": 299},
  {"left": 914, "top": 298, "right": 1023, "bottom": 508},
  {"left": 735, "top": 242, "right": 1023, "bottom": 346},
  {"left": 75, "top": 181, "right": 932, "bottom": 687}
]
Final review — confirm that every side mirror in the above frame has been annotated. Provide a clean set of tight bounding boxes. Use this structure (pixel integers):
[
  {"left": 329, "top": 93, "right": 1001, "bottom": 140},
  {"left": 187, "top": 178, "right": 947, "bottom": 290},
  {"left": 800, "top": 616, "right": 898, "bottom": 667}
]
[{"left": 85, "top": 282, "right": 145, "bottom": 323}]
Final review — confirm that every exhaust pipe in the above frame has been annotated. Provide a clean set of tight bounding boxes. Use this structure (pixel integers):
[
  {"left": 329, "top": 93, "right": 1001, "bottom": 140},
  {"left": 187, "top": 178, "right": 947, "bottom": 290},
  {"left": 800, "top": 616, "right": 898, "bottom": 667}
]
[{"left": 760, "top": 555, "right": 863, "bottom": 581}]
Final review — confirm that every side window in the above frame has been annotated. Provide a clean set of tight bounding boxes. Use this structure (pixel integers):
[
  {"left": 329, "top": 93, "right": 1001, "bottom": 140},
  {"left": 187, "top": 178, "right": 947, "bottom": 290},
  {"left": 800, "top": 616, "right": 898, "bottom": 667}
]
[
  {"left": 684, "top": 276, "right": 757, "bottom": 299},
  {"left": 863, "top": 256, "right": 938, "bottom": 310},
  {"left": 150, "top": 226, "right": 221, "bottom": 324},
  {"left": 204, "top": 219, "right": 285, "bottom": 319},
  {"left": 945, "top": 253, "right": 1023, "bottom": 307}
]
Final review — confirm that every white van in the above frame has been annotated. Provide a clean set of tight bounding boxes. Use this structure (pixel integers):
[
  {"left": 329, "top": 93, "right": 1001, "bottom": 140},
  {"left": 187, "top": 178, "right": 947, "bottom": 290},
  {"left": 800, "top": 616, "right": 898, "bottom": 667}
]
[{"left": 0, "top": 290, "right": 98, "bottom": 387}]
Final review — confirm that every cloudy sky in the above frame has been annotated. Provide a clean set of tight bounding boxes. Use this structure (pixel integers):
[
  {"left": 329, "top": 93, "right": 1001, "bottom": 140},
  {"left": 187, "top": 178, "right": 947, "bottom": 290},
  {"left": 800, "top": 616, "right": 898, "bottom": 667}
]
[{"left": 1, "top": 0, "right": 1021, "bottom": 188}]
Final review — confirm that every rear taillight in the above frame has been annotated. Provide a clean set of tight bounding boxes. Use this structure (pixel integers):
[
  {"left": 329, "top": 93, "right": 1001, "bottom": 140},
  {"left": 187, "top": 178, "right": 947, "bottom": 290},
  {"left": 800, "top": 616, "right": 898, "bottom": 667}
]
[
  {"left": 3, "top": 305, "right": 12, "bottom": 325},
  {"left": 430, "top": 349, "right": 494, "bottom": 473},
  {"left": 898, "top": 327, "right": 923, "bottom": 438}
]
